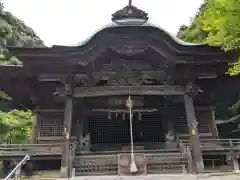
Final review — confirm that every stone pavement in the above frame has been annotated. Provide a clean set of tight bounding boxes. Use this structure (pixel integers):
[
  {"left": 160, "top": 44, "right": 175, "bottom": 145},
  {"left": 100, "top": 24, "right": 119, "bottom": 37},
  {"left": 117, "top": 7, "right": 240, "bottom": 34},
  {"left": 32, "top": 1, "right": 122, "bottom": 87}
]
[
  {"left": 59, "top": 174, "right": 240, "bottom": 180},
  {"left": 1, "top": 174, "right": 239, "bottom": 180}
]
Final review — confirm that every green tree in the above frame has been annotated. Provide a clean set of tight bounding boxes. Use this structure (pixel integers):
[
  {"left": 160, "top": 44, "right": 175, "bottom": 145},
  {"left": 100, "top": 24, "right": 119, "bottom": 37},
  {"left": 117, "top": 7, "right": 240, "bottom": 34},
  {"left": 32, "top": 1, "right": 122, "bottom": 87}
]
[
  {"left": 201, "top": 0, "right": 240, "bottom": 75},
  {"left": 0, "top": 109, "right": 33, "bottom": 144},
  {"left": 177, "top": 3, "right": 209, "bottom": 44},
  {"left": 0, "top": 91, "right": 34, "bottom": 144},
  {"left": 177, "top": 0, "right": 239, "bottom": 75},
  {"left": 0, "top": 0, "right": 44, "bottom": 65},
  {"left": 0, "top": 1, "right": 41, "bottom": 144},
  {"left": 177, "top": 0, "right": 240, "bottom": 121}
]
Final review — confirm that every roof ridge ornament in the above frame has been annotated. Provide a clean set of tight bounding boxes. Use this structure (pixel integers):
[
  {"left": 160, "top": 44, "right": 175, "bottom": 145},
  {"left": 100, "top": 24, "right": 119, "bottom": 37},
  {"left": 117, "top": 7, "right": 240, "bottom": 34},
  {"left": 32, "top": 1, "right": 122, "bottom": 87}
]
[
  {"left": 129, "top": 0, "right": 132, "bottom": 6},
  {"left": 112, "top": 0, "right": 149, "bottom": 25}
]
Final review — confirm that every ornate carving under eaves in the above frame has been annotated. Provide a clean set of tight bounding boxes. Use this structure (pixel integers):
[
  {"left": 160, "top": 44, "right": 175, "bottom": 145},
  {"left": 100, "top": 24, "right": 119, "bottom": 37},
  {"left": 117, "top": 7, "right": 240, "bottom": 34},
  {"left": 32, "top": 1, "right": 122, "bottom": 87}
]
[
  {"left": 112, "top": 44, "right": 148, "bottom": 56},
  {"left": 62, "top": 83, "right": 73, "bottom": 97},
  {"left": 95, "top": 59, "right": 173, "bottom": 86},
  {"left": 112, "top": 5, "right": 149, "bottom": 24},
  {"left": 100, "top": 59, "right": 152, "bottom": 85},
  {"left": 102, "top": 58, "right": 153, "bottom": 72}
]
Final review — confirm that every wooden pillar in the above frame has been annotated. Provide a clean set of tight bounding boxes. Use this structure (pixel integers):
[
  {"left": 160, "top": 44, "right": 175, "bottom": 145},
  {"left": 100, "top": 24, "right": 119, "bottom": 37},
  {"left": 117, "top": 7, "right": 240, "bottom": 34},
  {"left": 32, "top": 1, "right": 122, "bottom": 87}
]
[
  {"left": 60, "top": 83, "right": 73, "bottom": 178},
  {"left": 210, "top": 110, "right": 219, "bottom": 138},
  {"left": 186, "top": 146, "right": 193, "bottom": 173},
  {"left": 232, "top": 151, "right": 240, "bottom": 172},
  {"left": 230, "top": 140, "right": 240, "bottom": 172},
  {"left": 184, "top": 93, "right": 204, "bottom": 173},
  {"left": 31, "top": 113, "right": 38, "bottom": 144}
]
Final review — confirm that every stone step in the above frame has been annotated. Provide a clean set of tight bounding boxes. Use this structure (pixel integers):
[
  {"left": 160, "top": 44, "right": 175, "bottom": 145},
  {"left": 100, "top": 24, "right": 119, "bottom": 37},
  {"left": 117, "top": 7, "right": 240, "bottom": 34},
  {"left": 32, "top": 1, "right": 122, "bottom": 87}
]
[{"left": 73, "top": 152, "right": 187, "bottom": 176}]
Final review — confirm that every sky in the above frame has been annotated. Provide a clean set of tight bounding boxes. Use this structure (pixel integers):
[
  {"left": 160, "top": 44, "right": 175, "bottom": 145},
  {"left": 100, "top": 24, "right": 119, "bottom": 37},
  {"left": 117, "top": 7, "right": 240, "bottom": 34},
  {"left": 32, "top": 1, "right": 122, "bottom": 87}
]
[{"left": 3, "top": 0, "right": 203, "bottom": 46}]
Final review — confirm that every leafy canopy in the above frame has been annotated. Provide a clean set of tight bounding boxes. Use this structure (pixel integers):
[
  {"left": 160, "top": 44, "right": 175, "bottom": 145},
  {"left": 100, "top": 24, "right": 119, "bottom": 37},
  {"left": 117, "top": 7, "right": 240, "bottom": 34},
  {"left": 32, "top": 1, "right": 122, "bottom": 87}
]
[
  {"left": 178, "top": 0, "right": 240, "bottom": 75},
  {"left": 0, "top": 109, "right": 33, "bottom": 144},
  {"left": 177, "top": 0, "right": 240, "bottom": 120},
  {"left": 0, "top": 93, "right": 34, "bottom": 144},
  {"left": 0, "top": 1, "right": 44, "bottom": 65},
  {"left": 0, "top": 1, "right": 41, "bottom": 144}
]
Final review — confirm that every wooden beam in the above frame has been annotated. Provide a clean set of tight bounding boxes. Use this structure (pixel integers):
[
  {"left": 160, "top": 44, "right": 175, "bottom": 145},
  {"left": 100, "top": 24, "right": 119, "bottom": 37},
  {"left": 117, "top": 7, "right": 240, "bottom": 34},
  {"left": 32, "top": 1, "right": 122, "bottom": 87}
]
[
  {"left": 92, "top": 71, "right": 218, "bottom": 80},
  {"left": 195, "top": 106, "right": 214, "bottom": 111},
  {"left": 92, "top": 108, "right": 158, "bottom": 113},
  {"left": 39, "top": 74, "right": 67, "bottom": 82},
  {"left": 34, "top": 109, "right": 64, "bottom": 113},
  {"left": 38, "top": 71, "right": 218, "bottom": 82},
  {"left": 56, "top": 85, "right": 185, "bottom": 97}
]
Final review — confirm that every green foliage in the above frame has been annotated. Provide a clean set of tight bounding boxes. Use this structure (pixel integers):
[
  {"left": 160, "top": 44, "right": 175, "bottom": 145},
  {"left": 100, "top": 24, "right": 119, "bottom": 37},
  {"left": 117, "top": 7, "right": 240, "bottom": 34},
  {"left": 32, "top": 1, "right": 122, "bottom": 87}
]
[
  {"left": 0, "top": 0, "right": 44, "bottom": 65},
  {"left": 177, "top": 4, "right": 209, "bottom": 44},
  {"left": 201, "top": 0, "right": 240, "bottom": 50},
  {"left": 0, "top": 1, "right": 37, "bottom": 145},
  {"left": 0, "top": 84, "right": 34, "bottom": 145},
  {"left": 0, "top": 109, "right": 34, "bottom": 144},
  {"left": 177, "top": 0, "right": 240, "bottom": 75},
  {"left": 177, "top": 0, "right": 240, "bottom": 121}
]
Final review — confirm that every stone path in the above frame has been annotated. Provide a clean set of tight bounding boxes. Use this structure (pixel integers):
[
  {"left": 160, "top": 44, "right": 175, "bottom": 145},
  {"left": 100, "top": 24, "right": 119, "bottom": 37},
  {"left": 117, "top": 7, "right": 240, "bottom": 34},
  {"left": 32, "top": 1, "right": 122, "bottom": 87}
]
[
  {"left": 2, "top": 173, "right": 239, "bottom": 180},
  {"left": 65, "top": 174, "right": 240, "bottom": 180}
]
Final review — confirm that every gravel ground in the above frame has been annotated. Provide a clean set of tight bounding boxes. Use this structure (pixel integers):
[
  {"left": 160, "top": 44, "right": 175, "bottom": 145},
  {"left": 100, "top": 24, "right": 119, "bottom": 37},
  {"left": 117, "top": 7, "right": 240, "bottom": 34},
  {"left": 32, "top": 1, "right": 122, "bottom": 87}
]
[{"left": 57, "top": 174, "right": 240, "bottom": 180}]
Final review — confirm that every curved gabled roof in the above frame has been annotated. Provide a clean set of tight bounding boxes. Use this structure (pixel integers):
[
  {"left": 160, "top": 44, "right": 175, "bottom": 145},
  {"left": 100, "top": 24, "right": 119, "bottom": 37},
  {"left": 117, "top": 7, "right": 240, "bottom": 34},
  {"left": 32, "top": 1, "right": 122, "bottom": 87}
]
[
  {"left": 76, "top": 22, "right": 199, "bottom": 48},
  {"left": 53, "top": 21, "right": 234, "bottom": 60},
  {"left": 7, "top": 4, "right": 237, "bottom": 64},
  {"left": 7, "top": 20, "right": 236, "bottom": 67}
]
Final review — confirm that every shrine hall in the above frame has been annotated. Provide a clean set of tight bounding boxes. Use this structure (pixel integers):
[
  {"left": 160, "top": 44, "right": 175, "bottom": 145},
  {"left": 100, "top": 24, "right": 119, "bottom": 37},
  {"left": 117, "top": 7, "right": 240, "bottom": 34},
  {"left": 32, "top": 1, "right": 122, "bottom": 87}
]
[{"left": 0, "top": 2, "right": 239, "bottom": 178}]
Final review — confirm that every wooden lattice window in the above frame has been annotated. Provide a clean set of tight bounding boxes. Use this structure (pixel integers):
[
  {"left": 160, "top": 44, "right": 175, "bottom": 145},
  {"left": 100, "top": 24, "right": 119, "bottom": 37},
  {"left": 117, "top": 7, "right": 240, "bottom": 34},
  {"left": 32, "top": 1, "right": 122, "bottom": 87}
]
[
  {"left": 196, "top": 110, "right": 211, "bottom": 134},
  {"left": 38, "top": 112, "right": 64, "bottom": 137}
]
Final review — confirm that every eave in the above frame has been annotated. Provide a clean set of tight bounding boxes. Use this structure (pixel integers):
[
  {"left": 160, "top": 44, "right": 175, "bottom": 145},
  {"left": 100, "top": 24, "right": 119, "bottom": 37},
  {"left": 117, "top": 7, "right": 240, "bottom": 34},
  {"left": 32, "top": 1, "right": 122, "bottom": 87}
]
[{"left": 7, "top": 24, "right": 237, "bottom": 60}]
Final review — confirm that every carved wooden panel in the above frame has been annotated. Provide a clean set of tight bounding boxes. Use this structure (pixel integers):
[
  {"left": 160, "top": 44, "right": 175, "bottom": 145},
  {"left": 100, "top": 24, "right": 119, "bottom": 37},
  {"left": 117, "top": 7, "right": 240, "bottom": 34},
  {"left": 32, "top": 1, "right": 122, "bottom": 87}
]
[
  {"left": 111, "top": 43, "right": 148, "bottom": 55},
  {"left": 94, "top": 58, "right": 172, "bottom": 86}
]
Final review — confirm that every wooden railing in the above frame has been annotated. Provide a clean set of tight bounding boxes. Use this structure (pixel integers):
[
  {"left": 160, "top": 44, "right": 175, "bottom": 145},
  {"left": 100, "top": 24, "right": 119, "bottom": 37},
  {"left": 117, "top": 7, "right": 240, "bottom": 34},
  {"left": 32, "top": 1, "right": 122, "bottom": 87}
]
[
  {"left": 0, "top": 143, "right": 63, "bottom": 156},
  {"left": 180, "top": 139, "right": 240, "bottom": 151},
  {"left": 1, "top": 139, "right": 240, "bottom": 157}
]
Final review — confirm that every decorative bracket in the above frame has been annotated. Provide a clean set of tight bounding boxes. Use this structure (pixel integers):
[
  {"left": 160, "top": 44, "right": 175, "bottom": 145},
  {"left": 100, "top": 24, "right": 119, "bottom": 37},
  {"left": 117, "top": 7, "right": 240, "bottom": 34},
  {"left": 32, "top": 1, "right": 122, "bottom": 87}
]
[
  {"left": 185, "top": 82, "right": 203, "bottom": 97},
  {"left": 64, "top": 84, "right": 73, "bottom": 97}
]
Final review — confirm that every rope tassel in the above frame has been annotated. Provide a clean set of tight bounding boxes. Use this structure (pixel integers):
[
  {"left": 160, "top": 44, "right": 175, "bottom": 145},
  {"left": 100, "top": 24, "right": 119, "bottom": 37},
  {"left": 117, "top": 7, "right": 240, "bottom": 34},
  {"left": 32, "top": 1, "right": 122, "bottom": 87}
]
[{"left": 126, "top": 93, "right": 138, "bottom": 173}]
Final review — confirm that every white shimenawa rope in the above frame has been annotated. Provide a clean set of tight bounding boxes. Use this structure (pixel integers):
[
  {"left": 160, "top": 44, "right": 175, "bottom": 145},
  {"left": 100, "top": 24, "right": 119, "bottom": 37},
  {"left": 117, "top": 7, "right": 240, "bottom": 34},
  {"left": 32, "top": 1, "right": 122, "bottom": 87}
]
[{"left": 127, "top": 94, "right": 138, "bottom": 173}]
